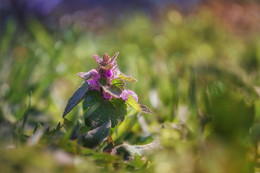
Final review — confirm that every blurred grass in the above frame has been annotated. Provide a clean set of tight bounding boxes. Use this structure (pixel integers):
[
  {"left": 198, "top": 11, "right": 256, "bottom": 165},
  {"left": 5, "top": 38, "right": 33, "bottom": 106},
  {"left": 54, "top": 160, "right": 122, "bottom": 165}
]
[{"left": 1, "top": 4, "right": 260, "bottom": 173}]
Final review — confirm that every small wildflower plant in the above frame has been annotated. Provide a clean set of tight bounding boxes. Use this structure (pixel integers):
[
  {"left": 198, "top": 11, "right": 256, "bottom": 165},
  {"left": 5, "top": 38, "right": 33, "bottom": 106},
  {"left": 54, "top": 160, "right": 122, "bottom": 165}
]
[{"left": 62, "top": 52, "right": 151, "bottom": 148}]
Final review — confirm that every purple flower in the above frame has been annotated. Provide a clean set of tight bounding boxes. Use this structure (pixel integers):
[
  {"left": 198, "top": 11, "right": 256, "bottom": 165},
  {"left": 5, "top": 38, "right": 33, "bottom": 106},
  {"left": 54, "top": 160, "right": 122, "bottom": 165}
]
[
  {"left": 102, "top": 91, "right": 113, "bottom": 100},
  {"left": 120, "top": 89, "right": 138, "bottom": 102},
  {"left": 106, "top": 69, "right": 113, "bottom": 78},
  {"left": 87, "top": 79, "right": 100, "bottom": 91},
  {"left": 78, "top": 52, "right": 138, "bottom": 101}
]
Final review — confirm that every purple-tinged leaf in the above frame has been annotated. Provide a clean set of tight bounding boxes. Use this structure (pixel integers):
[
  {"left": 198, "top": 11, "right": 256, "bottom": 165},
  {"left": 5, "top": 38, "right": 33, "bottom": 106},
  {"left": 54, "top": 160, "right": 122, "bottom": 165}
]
[
  {"left": 93, "top": 55, "right": 102, "bottom": 64},
  {"left": 98, "top": 78, "right": 108, "bottom": 87},
  {"left": 102, "top": 53, "right": 110, "bottom": 64},
  {"left": 110, "top": 52, "right": 119, "bottom": 63},
  {"left": 77, "top": 72, "right": 91, "bottom": 80},
  {"left": 78, "top": 118, "right": 111, "bottom": 148},
  {"left": 99, "top": 63, "right": 114, "bottom": 71},
  {"left": 77, "top": 69, "right": 100, "bottom": 80},
  {"left": 118, "top": 73, "right": 137, "bottom": 82},
  {"left": 121, "top": 89, "right": 138, "bottom": 101},
  {"left": 62, "top": 82, "right": 89, "bottom": 118},
  {"left": 102, "top": 91, "right": 113, "bottom": 100},
  {"left": 102, "top": 79, "right": 125, "bottom": 98},
  {"left": 77, "top": 71, "right": 92, "bottom": 80}
]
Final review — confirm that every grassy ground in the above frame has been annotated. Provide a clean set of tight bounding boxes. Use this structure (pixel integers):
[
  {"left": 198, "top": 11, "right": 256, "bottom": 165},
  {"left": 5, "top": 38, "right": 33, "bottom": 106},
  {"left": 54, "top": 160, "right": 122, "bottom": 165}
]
[{"left": 1, "top": 4, "right": 260, "bottom": 173}]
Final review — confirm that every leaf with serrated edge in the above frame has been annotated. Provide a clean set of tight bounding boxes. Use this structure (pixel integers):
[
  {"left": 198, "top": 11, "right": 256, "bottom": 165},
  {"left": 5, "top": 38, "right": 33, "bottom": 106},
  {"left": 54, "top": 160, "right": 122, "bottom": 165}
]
[
  {"left": 82, "top": 90, "right": 102, "bottom": 110},
  {"left": 118, "top": 73, "right": 137, "bottom": 82},
  {"left": 83, "top": 90, "right": 127, "bottom": 128},
  {"left": 62, "top": 82, "right": 89, "bottom": 118},
  {"left": 98, "top": 78, "right": 107, "bottom": 87},
  {"left": 126, "top": 95, "right": 142, "bottom": 112},
  {"left": 126, "top": 95, "right": 152, "bottom": 114},
  {"left": 102, "top": 79, "right": 125, "bottom": 98},
  {"left": 78, "top": 118, "right": 111, "bottom": 148}
]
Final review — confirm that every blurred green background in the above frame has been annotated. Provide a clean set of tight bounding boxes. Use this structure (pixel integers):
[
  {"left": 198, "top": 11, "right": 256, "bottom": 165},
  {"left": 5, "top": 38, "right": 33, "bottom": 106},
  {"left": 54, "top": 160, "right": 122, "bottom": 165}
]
[{"left": 1, "top": 0, "right": 260, "bottom": 172}]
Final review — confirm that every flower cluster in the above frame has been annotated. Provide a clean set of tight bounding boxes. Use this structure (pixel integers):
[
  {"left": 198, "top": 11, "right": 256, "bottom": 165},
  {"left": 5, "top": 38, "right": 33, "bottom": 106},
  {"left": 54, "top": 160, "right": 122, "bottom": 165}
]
[{"left": 77, "top": 52, "right": 138, "bottom": 101}]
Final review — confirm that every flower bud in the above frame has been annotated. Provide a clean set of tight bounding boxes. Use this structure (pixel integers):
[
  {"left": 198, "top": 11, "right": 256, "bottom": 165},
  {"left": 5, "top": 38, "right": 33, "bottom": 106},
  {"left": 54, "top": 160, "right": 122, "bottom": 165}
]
[
  {"left": 106, "top": 69, "right": 113, "bottom": 78},
  {"left": 103, "top": 53, "right": 110, "bottom": 64}
]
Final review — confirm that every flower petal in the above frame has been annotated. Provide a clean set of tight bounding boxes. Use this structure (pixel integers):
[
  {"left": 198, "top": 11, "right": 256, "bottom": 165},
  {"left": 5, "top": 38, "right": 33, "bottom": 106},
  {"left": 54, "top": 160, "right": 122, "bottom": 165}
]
[
  {"left": 127, "top": 90, "right": 138, "bottom": 102},
  {"left": 102, "top": 91, "right": 113, "bottom": 100},
  {"left": 102, "top": 53, "right": 111, "bottom": 64},
  {"left": 87, "top": 79, "right": 100, "bottom": 91},
  {"left": 106, "top": 69, "right": 113, "bottom": 78},
  {"left": 120, "top": 89, "right": 138, "bottom": 102},
  {"left": 93, "top": 55, "right": 102, "bottom": 64}
]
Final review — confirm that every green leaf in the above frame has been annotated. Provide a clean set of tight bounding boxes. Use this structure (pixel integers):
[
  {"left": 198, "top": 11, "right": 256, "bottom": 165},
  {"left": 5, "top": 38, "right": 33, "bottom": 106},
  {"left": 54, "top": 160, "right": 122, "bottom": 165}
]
[
  {"left": 62, "top": 81, "right": 89, "bottom": 118},
  {"left": 99, "top": 63, "right": 113, "bottom": 70},
  {"left": 64, "top": 118, "right": 74, "bottom": 131},
  {"left": 83, "top": 90, "right": 127, "bottom": 128},
  {"left": 98, "top": 78, "right": 108, "bottom": 86},
  {"left": 111, "top": 78, "right": 125, "bottom": 88},
  {"left": 126, "top": 95, "right": 152, "bottom": 114},
  {"left": 20, "top": 91, "right": 32, "bottom": 133},
  {"left": 109, "top": 98, "right": 127, "bottom": 126},
  {"left": 78, "top": 119, "right": 111, "bottom": 148},
  {"left": 70, "top": 122, "right": 80, "bottom": 140},
  {"left": 126, "top": 95, "right": 141, "bottom": 112},
  {"left": 139, "top": 104, "right": 152, "bottom": 114},
  {"left": 131, "top": 154, "right": 146, "bottom": 169},
  {"left": 118, "top": 73, "right": 137, "bottom": 82},
  {"left": 33, "top": 123, "right": 42, "bottom": 133},
  {"left": 102, "top": 79, "right": 125, "bottom": 97},
  {"left": 112, "top": 111, "right": 139, "bottom": 143},
  {"left": 79, "top": 126, "right": 91, "bottom": 135},
  {"left": 83, "top": 89, "right": 103, "bottom": 109}
]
